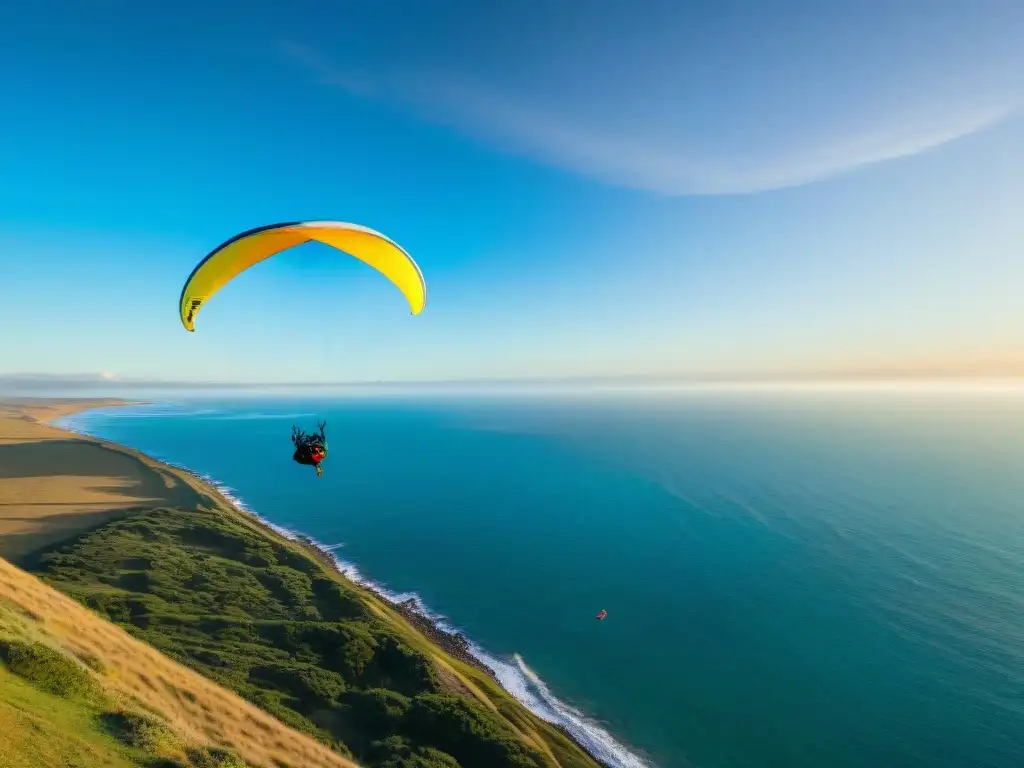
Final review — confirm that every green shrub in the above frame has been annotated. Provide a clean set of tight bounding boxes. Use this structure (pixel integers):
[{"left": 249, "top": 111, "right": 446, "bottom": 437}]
[
  {"left": 311, "top": 577, "right": 368, "bottom": 621},
  {"left": 368, "top": 636, "right": 437, "bottom": 694},
  {"left": 369, "top": 736, "right": 461, "bottom": 768},
  {"left": 186, "top": 746, "right": 250, "bottom": 767},
  {"left": 343, "top": 688, "right": 411, "bottom": 742},
  {"left": 0, "top": 639, "right": 96, "bottom": 698},
  {"left": 248, "top": 662, "right": 347, "bottom": 709},
  {"left": 100, "top": 710, "right": 179, "bottom": 753},
  {"left": 408, "top": 694, "right": 545, "bottom": 768}
]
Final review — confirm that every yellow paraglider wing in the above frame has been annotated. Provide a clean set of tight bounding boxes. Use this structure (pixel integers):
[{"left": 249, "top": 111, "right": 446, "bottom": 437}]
[{"left": 179, "top": 221, "right": 426, "bottom": 331}]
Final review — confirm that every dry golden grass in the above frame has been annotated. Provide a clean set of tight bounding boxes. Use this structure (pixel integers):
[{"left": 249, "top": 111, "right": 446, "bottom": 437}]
[
  {"left": 0, "top": 554, "right": 359, "bottom": 768},
  {"left": 0, "top": 399, "right": 224, "bottom": 561}
]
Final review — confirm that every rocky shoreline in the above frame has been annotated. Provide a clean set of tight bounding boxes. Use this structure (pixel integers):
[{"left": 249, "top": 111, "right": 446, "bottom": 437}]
[{"left": 393, "top": 597, "right": 497, "bottom": 679}]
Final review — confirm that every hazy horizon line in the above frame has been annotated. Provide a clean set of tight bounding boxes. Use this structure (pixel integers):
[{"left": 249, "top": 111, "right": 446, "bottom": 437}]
[{"left": 5, "top": 371, "right": 1024, "bottom": 394}]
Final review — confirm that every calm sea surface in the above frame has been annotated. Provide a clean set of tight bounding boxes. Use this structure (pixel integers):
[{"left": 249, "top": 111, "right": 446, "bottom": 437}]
[{"left": 61, "top": 390, "right": 1024, "bottom": 768}]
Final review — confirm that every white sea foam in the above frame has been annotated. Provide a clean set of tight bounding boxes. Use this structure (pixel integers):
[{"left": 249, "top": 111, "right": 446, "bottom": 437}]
[{"left": 56, "top": 405, "right": 656, "bottom": 768}]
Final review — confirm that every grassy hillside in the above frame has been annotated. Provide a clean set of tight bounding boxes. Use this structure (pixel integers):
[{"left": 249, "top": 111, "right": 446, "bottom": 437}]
[
  {"left": 0, "top": 554, "right": 356, "bottom": 768},
  {"left": 26, "top": 504, "right": 603, "bottom": 768},
  {"left": 0, "top": 640, "right": 148, "bottom": 768}
]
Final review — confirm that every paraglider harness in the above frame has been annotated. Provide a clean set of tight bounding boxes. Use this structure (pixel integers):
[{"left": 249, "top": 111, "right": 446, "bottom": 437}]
[{"left": 292, "top": 421, "right": 328, "bottom": 477}]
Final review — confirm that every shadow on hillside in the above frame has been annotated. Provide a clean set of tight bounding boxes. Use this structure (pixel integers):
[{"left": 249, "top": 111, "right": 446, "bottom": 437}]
[
  {"left": 0, "top": 438, "right": 218, "bottom": 565},
  {"left": 0, "top": 508, "right": 140, "bottom": 565},
  {"left": 0, "top": 439, "right": 203, "bottom": 507}
]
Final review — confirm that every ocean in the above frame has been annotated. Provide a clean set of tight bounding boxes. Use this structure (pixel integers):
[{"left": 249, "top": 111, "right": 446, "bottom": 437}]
[{"left": 59, "top": 389, "right": 1024, "bottom": 768}]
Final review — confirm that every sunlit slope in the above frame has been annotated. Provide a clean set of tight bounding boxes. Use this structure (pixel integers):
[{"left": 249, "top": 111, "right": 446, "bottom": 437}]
[{"left": 0, "top": 555, "right": 359, "bottom": 768}]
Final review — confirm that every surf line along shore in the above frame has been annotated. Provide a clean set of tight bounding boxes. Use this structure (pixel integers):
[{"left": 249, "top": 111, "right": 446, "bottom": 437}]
[{"left": 0, "top": 397, "right": 624, "bottom": 768}]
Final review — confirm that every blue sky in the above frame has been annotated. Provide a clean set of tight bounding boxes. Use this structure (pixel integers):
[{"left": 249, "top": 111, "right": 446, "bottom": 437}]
[{"left": 2, "top": 0, "right": 1023, "bottom": 384}]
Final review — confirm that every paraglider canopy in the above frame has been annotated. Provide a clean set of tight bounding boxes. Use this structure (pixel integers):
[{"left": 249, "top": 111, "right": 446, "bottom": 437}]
[{"left": 179, "top": 220, "right": 426, "bottom": 332}]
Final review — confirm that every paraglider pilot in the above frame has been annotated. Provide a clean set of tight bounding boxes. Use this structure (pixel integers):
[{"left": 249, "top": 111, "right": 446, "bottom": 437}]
[{"left": 292, "top": 421, "right": 328, "bottom": 477}]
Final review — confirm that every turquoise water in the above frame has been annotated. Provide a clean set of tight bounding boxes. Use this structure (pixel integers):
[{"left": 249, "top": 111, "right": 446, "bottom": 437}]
[{"left": 61, "top": 391, "right": 1024, "bottom": 768}]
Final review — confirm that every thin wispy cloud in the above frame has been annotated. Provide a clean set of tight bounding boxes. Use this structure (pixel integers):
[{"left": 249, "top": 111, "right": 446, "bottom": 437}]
[{"left": 279, "top": 13, "right": 1021, "bottom": 197}]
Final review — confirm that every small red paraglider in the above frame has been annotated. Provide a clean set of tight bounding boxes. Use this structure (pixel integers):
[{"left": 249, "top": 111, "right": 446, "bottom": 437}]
[{"left": 596, "top": 609, "right": 608, "bottom": 621}]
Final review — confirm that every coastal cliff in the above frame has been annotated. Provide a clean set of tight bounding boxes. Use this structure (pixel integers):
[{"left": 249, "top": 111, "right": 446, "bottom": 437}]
[{"left": 0, "top": 398, "right": 607, "bottom": 768}]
